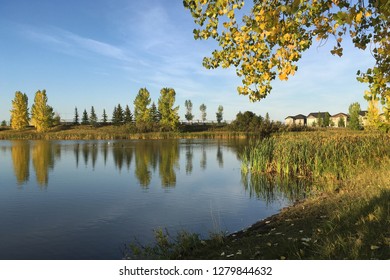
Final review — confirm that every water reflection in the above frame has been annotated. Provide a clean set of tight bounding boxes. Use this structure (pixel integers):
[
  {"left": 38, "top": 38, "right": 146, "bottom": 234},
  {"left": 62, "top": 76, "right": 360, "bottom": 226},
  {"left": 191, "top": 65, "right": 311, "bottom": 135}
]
[
  {"left": 11, "top": 141, "right": 30, "bottom": 185},
  {"left": 242, "top": 172, "right": 310, "bottom": 204},
  {"left": 32, "top": 141, "right": 55, "bottom": 187},
  {"left": 4, "top": 139, "right": 309, "bottom": 205}
]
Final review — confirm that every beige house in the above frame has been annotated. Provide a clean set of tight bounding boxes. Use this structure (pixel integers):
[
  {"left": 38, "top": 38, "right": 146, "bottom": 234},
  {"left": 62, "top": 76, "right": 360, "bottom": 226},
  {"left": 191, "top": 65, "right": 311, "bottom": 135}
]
[
  {"left": 307, "top": 112, "right": 330, "bottom": 127},
  {"left": 359, "top": 111, "right": 368, "bottom": 126},
  {"left": 330, "top": 113, "right": 348, "bottom": 127},
  {"left": 285, "top": 114, "right": 307, "bottom": 126}
]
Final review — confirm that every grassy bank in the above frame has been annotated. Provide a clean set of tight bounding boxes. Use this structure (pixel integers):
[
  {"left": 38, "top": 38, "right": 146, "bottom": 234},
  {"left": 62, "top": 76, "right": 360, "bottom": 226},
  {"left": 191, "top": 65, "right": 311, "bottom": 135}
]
[
  {"left": 0, "top": 125, "right": 251, "bottom": 140},
  {"left": 125, "top": 130, "right": 390, "bottom": 259}
]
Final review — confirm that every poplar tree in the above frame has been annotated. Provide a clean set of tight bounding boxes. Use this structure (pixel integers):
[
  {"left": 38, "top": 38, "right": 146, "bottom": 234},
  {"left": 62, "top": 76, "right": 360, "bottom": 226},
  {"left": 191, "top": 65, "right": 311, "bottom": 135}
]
[
  {"left": 134, "top": 88, "right": 152, "bottom": 130},
  {"left": 184, "top": 0, "right": 390, "bottom": 121},
  {"left": 348, "top": 102, "right": 362, "bottom": 130},
  {"left": 158, "top": 88, "right": 180, "bottom": 131},
  {"left": 216, "top": 105, "right": 224, "bottom": 124},
  {"left": 200, "top": 103, "right": 207, "bottom": 122},
  {"left": 31, "top": 90, "right": 54, "bottom": 132},
  {"left": 184, "top": 100, "right": 194, "bottom": 122},
  {"left": 10, "top": 91, "right": 29, "bottom": 130}
]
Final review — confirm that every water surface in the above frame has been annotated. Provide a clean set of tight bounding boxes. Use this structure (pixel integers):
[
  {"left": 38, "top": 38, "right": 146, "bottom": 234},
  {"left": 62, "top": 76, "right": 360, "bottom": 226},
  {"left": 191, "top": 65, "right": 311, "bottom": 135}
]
[{"left": 0, "top": 139, "right": 305, "bottom": 259}]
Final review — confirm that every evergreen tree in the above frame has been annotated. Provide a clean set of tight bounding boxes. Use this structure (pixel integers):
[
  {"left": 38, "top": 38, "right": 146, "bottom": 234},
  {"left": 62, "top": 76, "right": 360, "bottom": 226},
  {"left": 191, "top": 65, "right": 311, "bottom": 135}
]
[
  {"left": 134, "top": 88, "right": 152, "bottom": 130},
  {"left": 124, "top": 105, "right": 133, "bottom": 124},
  {"left": 73, "top": 107, "right": 79, "bottom": 125},
  {"left": 81, "top": 109, "right": 89, "bottom": 125},
  {"left": 10, "top": 91, "right": 29, "bottom": 130},
  {"left": 265, "top": 112, "right": 270, "bottom": 123},
  {"left": 112, "top": 106, "right": 118, "bottom": 124},
  {"left": 102, "top": 109, "right": 108, "bottom": 124},
  {"left": 1, "top": 120, "right": 7, "bottom": 127},
  {"left": 200, "top": 103, "right": 207, "bottom": 122},
  {"left": 158, "top": 88, "right": 180, "bottom": 131},
  {"left": 216, "top": 105, "right": 223, "bottom": 124},
  {"left": 184, "top": 100, "right": 194, "bottom": 122},
  {"left": 116, "top": 104, "right": 124, "bottom": 124},
  {"left": 348, "top": 102, "right": 362, "bottom": 130},
  {"left": 31, "top": 89, "right": 54, "bottom": 132},
  {"left": 150, "top": 102, "right": 160, "bottom": 123},
  {"left": 89, "top": 106, "right": 98, "bottom": 126}
]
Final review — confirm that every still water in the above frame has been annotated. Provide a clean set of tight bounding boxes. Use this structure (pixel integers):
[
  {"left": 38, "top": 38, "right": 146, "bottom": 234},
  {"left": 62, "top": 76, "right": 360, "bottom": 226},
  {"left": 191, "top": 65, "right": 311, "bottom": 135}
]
[{"left": 0, "top": 139, "right": 305, "bottom": 259}]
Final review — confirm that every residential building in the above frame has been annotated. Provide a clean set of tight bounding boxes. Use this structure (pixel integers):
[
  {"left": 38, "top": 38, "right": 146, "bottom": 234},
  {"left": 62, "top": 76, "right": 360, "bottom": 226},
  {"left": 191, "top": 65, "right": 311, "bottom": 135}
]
[{"left": 330, "top": 113, "right": 348, "bottom": 127}]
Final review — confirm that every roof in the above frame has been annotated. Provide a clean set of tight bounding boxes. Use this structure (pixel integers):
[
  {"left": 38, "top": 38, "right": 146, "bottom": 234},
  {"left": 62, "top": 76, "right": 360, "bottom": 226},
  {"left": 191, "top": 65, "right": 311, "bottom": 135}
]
[
  {"left": 285, "top": 114, "right": 307, "bottom": 120},
  {"left": 359, "top": 111, "right": 368, "bottom": 117},
  {"left": 331, "top": 113, "right": 348, "bottom": 117},
  {"left": 307, "top": 112, "right": 330, "bottom": 118}
]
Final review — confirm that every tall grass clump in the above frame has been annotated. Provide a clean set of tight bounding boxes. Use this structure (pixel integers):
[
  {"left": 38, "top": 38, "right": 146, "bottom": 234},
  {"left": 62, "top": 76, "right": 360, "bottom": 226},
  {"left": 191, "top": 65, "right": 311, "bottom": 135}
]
[{"left": 241, "top": 131, "right": 390, "bottom": 181}]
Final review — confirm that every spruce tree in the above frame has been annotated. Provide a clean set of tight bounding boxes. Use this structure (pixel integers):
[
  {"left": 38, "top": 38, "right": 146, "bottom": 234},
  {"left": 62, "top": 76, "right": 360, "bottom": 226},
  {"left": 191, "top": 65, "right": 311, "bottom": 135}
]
[
  {"left": 81, "top": 109, "right": 89, "bottom": 125},
  {"left": 102, "top": 109, "right": 108, "bottom": 124},
  {"left": 73, "top": 107, "right": 79, "bottom": 125},
  {"left": 89, "top": 106, "right": 98, "bottom": 126},
  {"left": 150, "top": 102, "right": 160, "bottom": 123},
  {"left": 124, "top": 105, "right": 133, "bottom": 124}
]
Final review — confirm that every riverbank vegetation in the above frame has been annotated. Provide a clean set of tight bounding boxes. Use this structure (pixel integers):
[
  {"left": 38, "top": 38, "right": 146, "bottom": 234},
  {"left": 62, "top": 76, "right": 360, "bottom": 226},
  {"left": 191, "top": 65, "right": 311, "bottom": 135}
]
[{"left": 124, "top": 130, "right": 390, "bottom": 260}]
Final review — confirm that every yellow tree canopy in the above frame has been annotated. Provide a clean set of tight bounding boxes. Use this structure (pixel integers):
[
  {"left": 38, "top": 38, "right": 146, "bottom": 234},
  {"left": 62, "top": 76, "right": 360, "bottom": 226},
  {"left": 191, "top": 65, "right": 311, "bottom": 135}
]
[{"left": 184, "top": 0, "right": 390, "bottom": 121}]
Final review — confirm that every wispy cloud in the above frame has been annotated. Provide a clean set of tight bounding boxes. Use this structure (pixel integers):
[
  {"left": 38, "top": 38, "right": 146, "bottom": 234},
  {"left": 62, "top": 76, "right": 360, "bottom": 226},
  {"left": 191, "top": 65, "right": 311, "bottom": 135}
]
[{"left": 22, "top": 25, "right": 133, "bottom": 63}]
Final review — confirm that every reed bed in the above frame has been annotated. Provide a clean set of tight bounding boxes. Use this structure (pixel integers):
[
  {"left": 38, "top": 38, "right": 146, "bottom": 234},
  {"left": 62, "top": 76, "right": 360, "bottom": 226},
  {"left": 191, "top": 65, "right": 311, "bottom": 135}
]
[
  {"left": 241, "top": 131, "right": 390, "bottom": 181},
  {"left": 0, "top": 127, "right": 250, "bottom": 140}
]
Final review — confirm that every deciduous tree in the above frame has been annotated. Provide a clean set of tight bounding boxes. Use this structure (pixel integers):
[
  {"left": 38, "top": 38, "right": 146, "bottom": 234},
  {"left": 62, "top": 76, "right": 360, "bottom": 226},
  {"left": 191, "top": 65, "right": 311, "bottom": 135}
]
[
  {"left": 216, "top": 105, "right": 224, "bottom": 123},
  {"left": 158, "top": 88, "right": 180, "bottom": 131},
  {"left": 31, "top": 90, "right": 54, "bottom": 132},
  {"left": 184, "top": 0, "right": 390, "bottom": 121},
  {"left": 185, "top": 100, "right": 194, "bottom": 122},
  {"left": 10, "top": 91, "right": 29, "bottom": 130},
  {"left": 348, "top": 102, "right": 362, "bottom": 130},
  {"left": 200, "top": 103, "right": 207, "bottom": 122},
  {"left": 134, "top": 88, "right": 152, "bottom": 129}
]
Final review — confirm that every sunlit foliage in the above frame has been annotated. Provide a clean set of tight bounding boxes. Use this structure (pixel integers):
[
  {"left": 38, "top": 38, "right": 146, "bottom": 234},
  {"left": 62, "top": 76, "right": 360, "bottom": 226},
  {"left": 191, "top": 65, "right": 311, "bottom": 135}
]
[
  {"left": 10, "top": 91, "right": 29, "bottom": 130},
  {"left": 184, "top": 0, "right": 390, "bottom": 121}
]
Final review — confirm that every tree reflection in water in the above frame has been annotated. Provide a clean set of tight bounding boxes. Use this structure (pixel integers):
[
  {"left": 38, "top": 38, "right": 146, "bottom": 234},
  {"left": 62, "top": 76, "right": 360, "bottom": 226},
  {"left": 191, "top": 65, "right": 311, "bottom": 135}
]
[
  {"left": 241, "top": 172, "right": 310, "bottom": 204},
  {"left": 11, "top": 141, "right": 30, "bottom": 186},
  {"left": 32, "top": 141, "right": 55, "bottom": 187}
]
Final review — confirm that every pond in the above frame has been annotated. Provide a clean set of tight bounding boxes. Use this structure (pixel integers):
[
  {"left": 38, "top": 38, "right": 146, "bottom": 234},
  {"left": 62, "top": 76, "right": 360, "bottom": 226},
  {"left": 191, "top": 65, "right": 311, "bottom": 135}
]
[{"left": 0, "top": 139, "right": 307, "bottom": 259}]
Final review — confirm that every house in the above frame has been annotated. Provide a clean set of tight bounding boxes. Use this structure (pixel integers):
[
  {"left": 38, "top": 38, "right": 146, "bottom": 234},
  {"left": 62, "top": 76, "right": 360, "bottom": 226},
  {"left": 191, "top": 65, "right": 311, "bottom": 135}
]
[
  {"left": 307, "top": 112, "right": 330, "bottom": 127},
  {"left": 330, "top": 113, "right": 348, "bottom": 127},
  {"left": 285, "top": 114, "right": 307, "bottom": 126},
  {"left": 359, "top": 111, "right": 368, "bottom": 126}
]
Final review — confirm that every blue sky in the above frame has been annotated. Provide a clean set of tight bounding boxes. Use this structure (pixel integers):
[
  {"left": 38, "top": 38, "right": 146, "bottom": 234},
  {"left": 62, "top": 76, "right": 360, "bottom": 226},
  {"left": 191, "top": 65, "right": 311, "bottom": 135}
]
[{"left": 0, "top": 0, "right": 374, "bottom": 123}]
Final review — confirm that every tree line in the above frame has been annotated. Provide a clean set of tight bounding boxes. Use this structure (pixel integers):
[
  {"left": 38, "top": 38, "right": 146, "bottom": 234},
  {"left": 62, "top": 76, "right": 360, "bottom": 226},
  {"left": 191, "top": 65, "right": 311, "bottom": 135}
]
[{"left": 4, "top": 88, "right": 225, "bottom": 133}]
